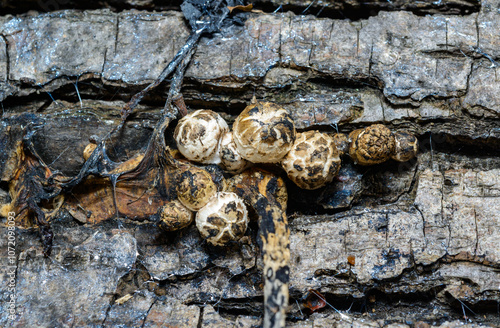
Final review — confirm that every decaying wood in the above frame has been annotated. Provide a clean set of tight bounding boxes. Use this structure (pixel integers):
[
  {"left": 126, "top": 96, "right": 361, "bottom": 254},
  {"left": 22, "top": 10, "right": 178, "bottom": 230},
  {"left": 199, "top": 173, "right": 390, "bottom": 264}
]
[
  {"left": 227, "top": 169, "right": 291, "bottom": 328},
  {"left": 0, "top": 0, "right": 499, "bottom": 327}
]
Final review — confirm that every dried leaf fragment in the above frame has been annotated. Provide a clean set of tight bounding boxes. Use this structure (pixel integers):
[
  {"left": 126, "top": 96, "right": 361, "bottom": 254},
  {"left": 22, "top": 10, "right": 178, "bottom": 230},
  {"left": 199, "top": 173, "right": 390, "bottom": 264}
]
[
  {"left": 303, "top": 289, "right": 327, "bottom": 313},
  {"left": 227, "top": 3, "right": 253, "bottom": 12}
]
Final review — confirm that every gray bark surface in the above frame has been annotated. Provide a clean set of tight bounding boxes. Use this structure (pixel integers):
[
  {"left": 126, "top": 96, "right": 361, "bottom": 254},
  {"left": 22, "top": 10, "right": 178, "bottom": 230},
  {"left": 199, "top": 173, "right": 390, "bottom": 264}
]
[{"left": 0, "top": 0, "right": 499, "bottom": 327}]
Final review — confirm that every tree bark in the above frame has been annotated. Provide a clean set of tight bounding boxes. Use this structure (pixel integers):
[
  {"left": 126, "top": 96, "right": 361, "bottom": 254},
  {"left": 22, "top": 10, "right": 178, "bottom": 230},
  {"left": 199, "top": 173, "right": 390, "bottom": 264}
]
[{"left": 0, "top": 1, "right": 499, "bottom": 327}]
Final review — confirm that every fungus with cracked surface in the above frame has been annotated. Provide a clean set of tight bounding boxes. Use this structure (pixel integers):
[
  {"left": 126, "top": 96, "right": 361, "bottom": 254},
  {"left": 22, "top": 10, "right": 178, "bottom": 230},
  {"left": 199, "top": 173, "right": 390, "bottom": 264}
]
[
  {"left": 195, "top": 191, "right": 249, "bottom": 246},
  {"left": 174, "top": 109, "right": 229, "bottom": 164},
  {"left": 219, "top": 131, "right": 251, "bottom": 174},
  {"left": 281, "top": 130, "right": 342, "bottom": 190},
  {"left": 232, "top": 101, "right": 296, "bottom": 163},
  {"left": 157, "top": 199, "right": 194, "bottom": 231},
  {"left": 348, "top": 124, "right": 395, "bottom": 165},
  {"left": 176, "top": 166, "right": 217, "bottom": 211}
]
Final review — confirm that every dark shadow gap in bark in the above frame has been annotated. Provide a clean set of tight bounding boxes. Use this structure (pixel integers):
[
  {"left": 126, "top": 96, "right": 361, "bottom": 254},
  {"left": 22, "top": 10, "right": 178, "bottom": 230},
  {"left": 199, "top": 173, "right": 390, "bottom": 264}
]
[
  {"left": 253, "top": 0, "right": 481, "bottom": 20},
  {"left": 420, "top": 131, "right": 500, "bottom": 158},
  {"left": 187, "top": 295, "right": 265, "bottom": 316},
  {"left": 285, "top": 285, "right": 493, "bottom": 324},
  {"left": 0, "top": 0, "right": 480, "bottom": 19},
  {"left": 0, "top": 79, "right": 171, "bottom": 115}
]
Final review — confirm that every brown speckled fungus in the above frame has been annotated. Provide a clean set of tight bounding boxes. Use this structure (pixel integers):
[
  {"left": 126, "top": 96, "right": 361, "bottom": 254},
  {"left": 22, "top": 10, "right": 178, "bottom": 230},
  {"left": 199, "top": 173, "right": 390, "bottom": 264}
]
[
  {"left": 195, "top": 191, "right": 249, "bottom": 246},
  {"left": 176, "top": 166, "right": 217, "bottom": 211},
  {"left": 232, "top": 101, "right": 296, "bottom": 163},
  {"left": 281, "top": 131, "right": 342, "bottom": 190},
  {"left": 219, "top": 131, "right": 251, "bottom": 174},
  {"left": 174, "top": 109, "right": 229, "bottom": 164},
  {"left": 349, "top": 124, "right": 395, "bottom": 165},
  {"left": 226, "top": 169, "right": 289, "bottom": 328},
  {"left": 157, "top": 200, "right": 194, "bottom": 231},
  {"left": 391, "top": 131, "right": 419, "bottom": 162}
]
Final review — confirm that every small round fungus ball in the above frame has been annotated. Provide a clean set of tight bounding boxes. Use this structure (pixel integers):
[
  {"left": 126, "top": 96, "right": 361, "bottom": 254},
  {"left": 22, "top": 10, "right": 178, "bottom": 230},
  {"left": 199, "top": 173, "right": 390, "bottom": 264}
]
[
  {"left": 219, "top": 131, "right": 250, "bottom": 174},
  {"left": 158, "top": 200, "right": 194, "bottom": 231},
  {"left": 196, "top": 192, "right": 249, "bottom": 246},
  {"left": 83, "top": 143, "right": 97, "bottom": 161},
  {"left": 348, "top": 124, "right": 395, "bottom": 165},
  {"left": 232, "top": 101, "right": 296, "bottom": 163},
  {"left": 177, "top": 167, "right": 217, "bottom": 211},
  {"left": 174, "top": 109, "right": 229, "bottom": 164},
  {"left": 391, "top": 131, "right": 418, "bottom": 162},
  {"left": 203, "top": 164, "right": 227, "bottom": 191},
  {"left": 281, "top": 131, "right": 341, "bottom": 190}
]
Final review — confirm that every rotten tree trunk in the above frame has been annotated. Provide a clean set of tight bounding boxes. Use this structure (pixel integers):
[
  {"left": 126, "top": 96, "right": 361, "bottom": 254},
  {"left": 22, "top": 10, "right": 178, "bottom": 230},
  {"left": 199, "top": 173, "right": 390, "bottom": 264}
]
[{"left": 0, "top": 0, "right": 499, "bottom": 327}]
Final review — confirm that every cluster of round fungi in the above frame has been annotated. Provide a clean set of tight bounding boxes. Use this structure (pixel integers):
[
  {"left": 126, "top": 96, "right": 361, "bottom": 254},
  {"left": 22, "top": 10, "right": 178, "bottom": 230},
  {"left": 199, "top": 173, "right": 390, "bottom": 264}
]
[
  {"left": 156, "top": 164, "right": 248, "bottom": 247},
  {"left": 163, "top": 101, "right": 418, "bottom": 245}
]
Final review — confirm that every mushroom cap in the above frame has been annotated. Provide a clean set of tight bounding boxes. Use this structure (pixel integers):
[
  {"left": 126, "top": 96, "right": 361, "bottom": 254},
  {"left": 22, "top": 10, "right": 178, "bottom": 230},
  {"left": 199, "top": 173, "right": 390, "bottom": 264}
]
[
  {"left": 232, "top": 101, "right": 296, "bottom": 163},
  {"left": 219, "top": 131, "right": 251, "bottom": 174},
  {"left": 391, "top": 131, "right": 418, "bottom": 162},
  {"left": 176, "top": 167, "right": 217, "bottom": 211},
  {"left": 281, "top": 131, "right": 341, "bottom": 190},
  {"left": 158, "top": 200, "right": 194, "bottom": 231},
  {"left": 348, "top": 124, "right": 395, "bottom": 165},
  {"left": 195, "top": 192, "right": 249, "bottom": 246},
  {"left": 174, "top": 109, "right": 229, "bottom": 164}
]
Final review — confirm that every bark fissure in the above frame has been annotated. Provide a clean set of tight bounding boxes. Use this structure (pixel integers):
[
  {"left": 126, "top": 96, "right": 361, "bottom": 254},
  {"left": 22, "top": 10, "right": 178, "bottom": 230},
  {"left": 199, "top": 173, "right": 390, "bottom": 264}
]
[
  {"left": 0, "top": 34, "right": 10, "bottom": 82},
  {"left": 114, "top": 16, "right": 120, "bottom": 58},
  {"left": 196, "top": 305, "right": 204, "bottom": 328},
  {"left": 141, "top": 297, "right": 158, "bottom": 328},
  {"left": 473, "top": 208, "right": 479, "bottom": 257}
]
